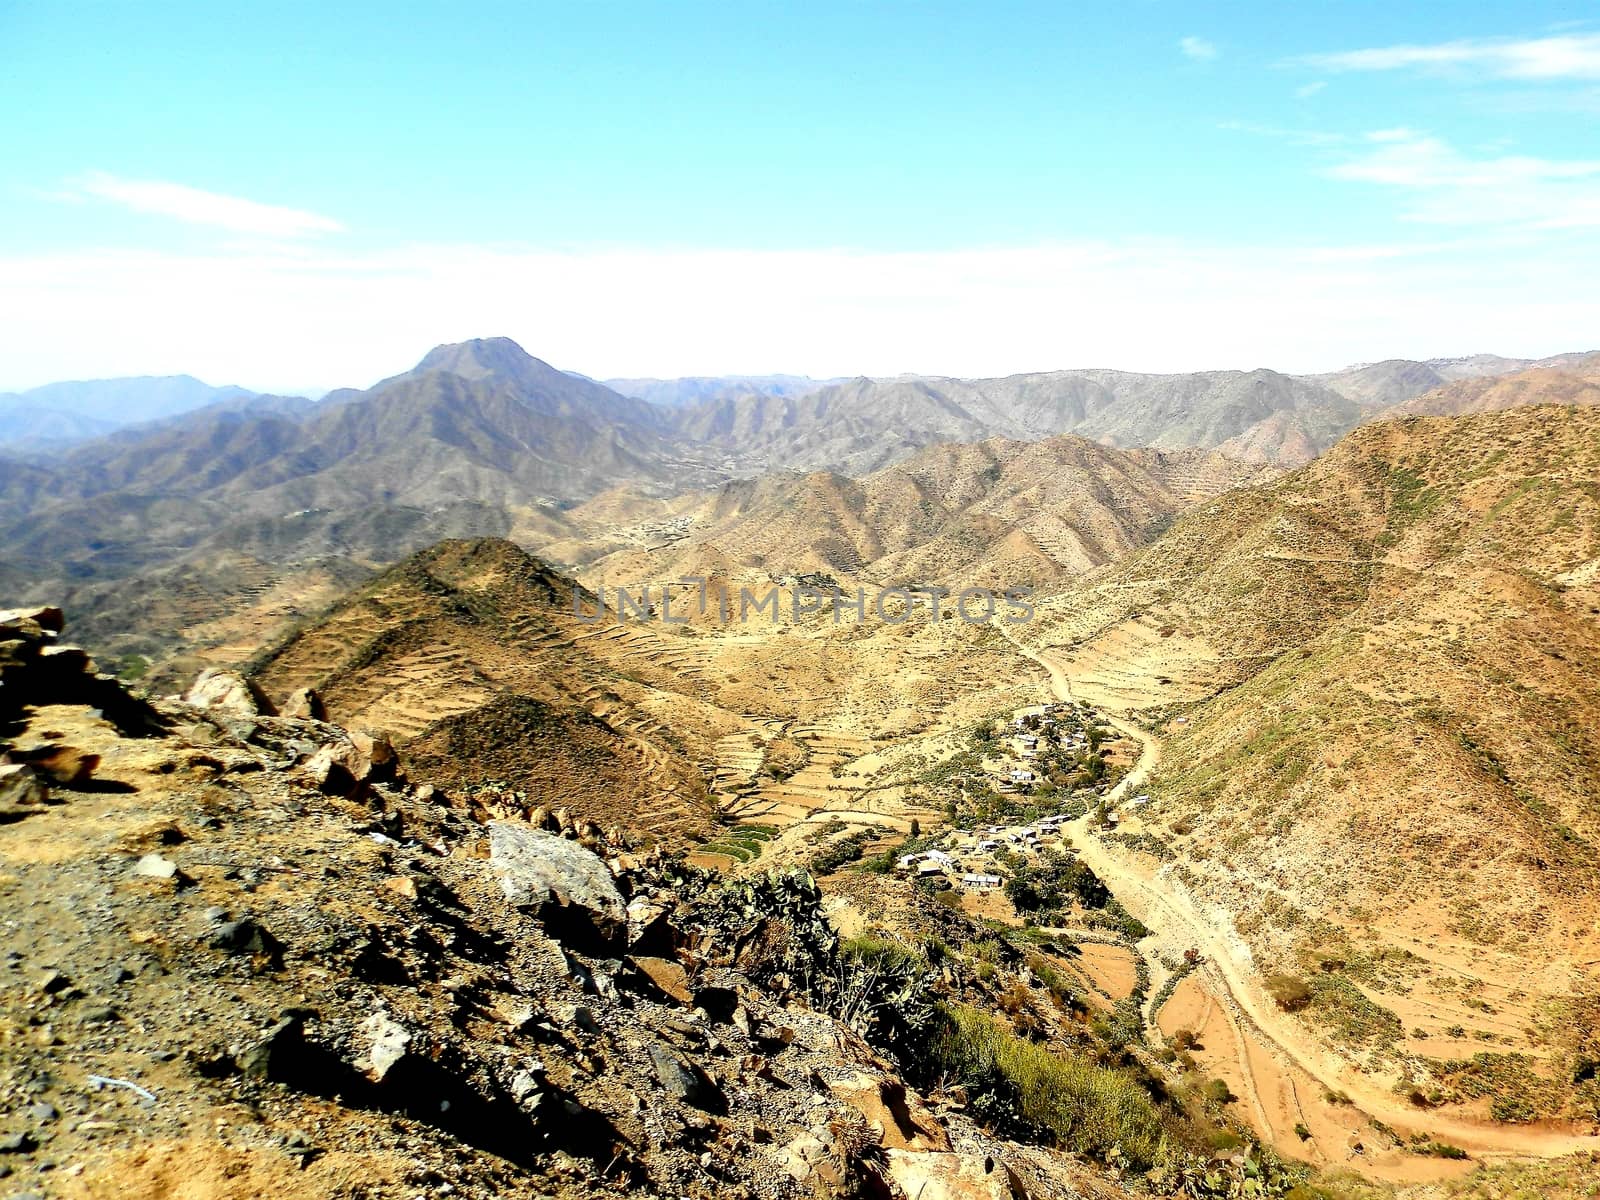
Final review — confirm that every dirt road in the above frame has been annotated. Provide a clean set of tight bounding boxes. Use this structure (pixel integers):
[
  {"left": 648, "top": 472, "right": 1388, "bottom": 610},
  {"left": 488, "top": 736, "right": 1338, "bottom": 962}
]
[{"left": 1002, "top": 626, "right": 1600, "bottom": 1165}]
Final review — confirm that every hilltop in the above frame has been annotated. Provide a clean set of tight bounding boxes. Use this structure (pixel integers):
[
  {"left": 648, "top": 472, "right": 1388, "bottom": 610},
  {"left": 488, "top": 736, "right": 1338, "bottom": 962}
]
[
  {"left": 1378, "top": 358, "right": 1600, "bottom": 419},
  {"left": 568, "top": 436, "right": 1276, "bottom": 591},
  {"left": 243, "top": 538, "right": 719, "bottom": 846}
]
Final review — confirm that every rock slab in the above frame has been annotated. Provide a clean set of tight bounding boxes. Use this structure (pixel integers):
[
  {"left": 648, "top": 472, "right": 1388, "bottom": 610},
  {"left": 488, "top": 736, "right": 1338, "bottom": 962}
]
[{"left": 487, "top": 821, "right": 626, "bottom": 950}]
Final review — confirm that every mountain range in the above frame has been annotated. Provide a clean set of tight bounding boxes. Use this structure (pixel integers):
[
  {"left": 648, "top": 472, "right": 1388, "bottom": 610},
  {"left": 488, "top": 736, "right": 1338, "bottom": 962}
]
[
  {"left": 0, "top": 374, "right": 258, "bottom": 450},
  {"left": 552, "top": 437, "right": 1277, "bottom": 592},
  {"left": 603, "top": 372, "right": 843, "bottom": 407},
  {"left": 2, "top": 336, "right": 1596, "bottom": 676}
]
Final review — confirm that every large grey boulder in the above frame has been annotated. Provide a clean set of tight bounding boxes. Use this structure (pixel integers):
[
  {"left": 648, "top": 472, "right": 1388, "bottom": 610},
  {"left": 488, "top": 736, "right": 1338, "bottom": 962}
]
[
  {"left": 487, "top": 822, "right": 626, "bottom": 951},
  {"left": 184, "top": 669, "right": 278, "bottom": 717}
]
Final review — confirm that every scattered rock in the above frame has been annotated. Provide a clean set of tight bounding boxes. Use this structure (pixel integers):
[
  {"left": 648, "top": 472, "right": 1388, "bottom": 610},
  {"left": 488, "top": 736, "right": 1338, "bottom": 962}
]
[
  {"left": 282, "top": 1128, "right": 317, "bottom": 1163},
  {"left": 12, "top": 743, "right": 99, "bottom": 786},
  {"left": 131, "top": 853, "right": 178, "bottom": 880},
  {"left": 780, "top": 1129, "right": 829, "bottom": 1182},
  {"left": 0, "top": 764, "right": 51, "bottom": 817},
  {"left": 885, "top": 1149, "right": 1021, "bottom": 1200},
  {"left": 0, "top": 1132, "right": 36, "bottom": 1154},
  {"left": 830, "top": 1072, "right": 950, "bottom": 1151},
  {"left": 349, "top": 728, "right": 397, "bottom": 779},
  {"left": 550, "top": 1001, "right": 600, "bottom": 1034},
  {"left": 648, "top": 1044, "right": 726, "bottom": 1113},
  {"left": 487, "top": 822, "right": 626, "bottom": 951},
  {"left": 355, "top": 1010, "right": 411, "bottom": 1083},
  {"left": 184, "top": 669, "right": 277, "bottom": 717},
  {"left": 209, "top": 917, "right": 278, "bottom": 960},
  {"left": 281, "top": 687, "right": 327, "bottom": 721},
  {"left": 628, "top": 955, "right": 694, "bottom": 1006},
  {"left": 235, "top": 1015, "right": 304, "bottom": 1081},
  {"left": 301, "top": 743, "right": 359, "bottom": 794}
]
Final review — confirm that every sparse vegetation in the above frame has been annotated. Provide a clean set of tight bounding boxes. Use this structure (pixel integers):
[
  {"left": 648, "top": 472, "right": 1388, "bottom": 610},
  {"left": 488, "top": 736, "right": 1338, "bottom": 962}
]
[
  {"left": 1266, "top": 973, "right": 1313, "bottom": 1012},
  {"left": 921, "top": 1003, "right": 1166, "bottom": 1169}
]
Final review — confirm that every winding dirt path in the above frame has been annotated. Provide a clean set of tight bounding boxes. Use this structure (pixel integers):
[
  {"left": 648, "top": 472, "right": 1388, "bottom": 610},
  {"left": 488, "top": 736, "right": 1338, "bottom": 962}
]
[{"left": 1001, "top": 626, "right": 1600, "bottom": 1166}]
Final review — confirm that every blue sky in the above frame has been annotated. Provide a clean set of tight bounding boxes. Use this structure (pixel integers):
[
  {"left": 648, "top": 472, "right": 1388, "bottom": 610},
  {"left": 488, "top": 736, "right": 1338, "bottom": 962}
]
[{"left": 3, "top": 1, "right": 1598, "bottom": 389}]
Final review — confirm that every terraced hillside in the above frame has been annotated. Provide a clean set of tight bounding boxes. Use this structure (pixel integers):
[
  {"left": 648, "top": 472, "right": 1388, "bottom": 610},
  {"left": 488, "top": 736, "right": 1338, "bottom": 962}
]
[
  {"left": 244, "top": 538, "right": 1049, "bottom": 854},
  {"left": 566, "top": 435, "right": 1277, "bottom": 593},
  {"left": 1025, "top": 400, "right": 1600, "bottom": 1122},
  {"left": 246, "top": 539, "right": 723, "bottom": 845}
]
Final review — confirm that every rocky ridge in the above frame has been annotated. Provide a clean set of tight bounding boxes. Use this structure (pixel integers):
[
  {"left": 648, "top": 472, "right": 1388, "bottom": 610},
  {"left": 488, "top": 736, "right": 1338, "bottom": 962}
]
[{"left": 0, "top": 611, "right": 1159, "bottom": 1200}]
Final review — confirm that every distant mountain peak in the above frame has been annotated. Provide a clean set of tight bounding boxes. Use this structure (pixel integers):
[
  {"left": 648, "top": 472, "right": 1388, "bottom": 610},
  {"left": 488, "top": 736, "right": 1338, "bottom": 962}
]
[{"left": 416, "top": 336, "right": 541, "bottom": 380}]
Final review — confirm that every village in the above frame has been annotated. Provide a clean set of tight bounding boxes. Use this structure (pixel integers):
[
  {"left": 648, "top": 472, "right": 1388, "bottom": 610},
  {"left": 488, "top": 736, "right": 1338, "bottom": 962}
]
[{"left": 892, "top": 700, "right": 1150, "bottom": 897}]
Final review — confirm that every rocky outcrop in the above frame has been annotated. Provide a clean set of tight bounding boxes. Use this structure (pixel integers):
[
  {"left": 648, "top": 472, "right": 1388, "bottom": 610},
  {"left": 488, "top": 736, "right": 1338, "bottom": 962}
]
[
  {"left": 0, "top": 605, "right": 160, "bottom": 735},
  {"left": 183, "top": 667, "right": 279, "bottom": 716},
  {"left": 0, "top": 614, "right": 1147, "bottom": 1200},
  {"left": 487, "top": 821, "right": 627, "bottom": 951},
  {"left": 1, "top": 607, "right": 163, "bottom": 808},
  {"left": 300, "top": 727, "right": 399, "bottom": 795},
  {"left": 281, "top": 685, "right": 327, "bottom": 720}
]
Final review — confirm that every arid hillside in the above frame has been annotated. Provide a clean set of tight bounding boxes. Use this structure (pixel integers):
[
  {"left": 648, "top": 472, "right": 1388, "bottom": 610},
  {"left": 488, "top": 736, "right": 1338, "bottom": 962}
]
[
  {"left": 0, "top": 609, "right": 1172, "bottom": 1200},
  {"left": 243, "top": 539, "right": 721, "bottom": 846},
  {"left": 559, "top": 436, "right": 1276, "bottom": 592},
  {"left": 1378, "top": 359, "right": 1600, "bottom": 419},
  {"left": 242, "top": 537, "right": 1050, "bottom": 853},
  {"left": 1027, "top": 402, "right": 1600, "bottom": 1119}
]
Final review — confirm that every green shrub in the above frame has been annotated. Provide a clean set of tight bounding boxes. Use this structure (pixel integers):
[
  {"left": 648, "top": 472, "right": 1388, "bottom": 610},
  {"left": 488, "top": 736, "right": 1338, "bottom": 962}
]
[
  {"left": 924, "top": 1004, "right": 1165, "bottom": 1169},
  {"left": 1267, "top": 973, "right": 1313, "bottom": 1012},
  {"left": 1004, "top": 849, "right": 1111, "bottom": 921},
  {"left": 841, "top": 934, "right": 925, "bottom": 977},
  {"left": 1490, "top": 1094, "right": 1536, "bottom": 1123}
]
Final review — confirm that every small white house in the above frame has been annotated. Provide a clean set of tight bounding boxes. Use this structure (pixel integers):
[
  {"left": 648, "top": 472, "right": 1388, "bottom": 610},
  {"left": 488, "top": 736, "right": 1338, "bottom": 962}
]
[
  {"left": 961, "top": 873, "right": 1003, "bottom": 890},
  {"left": 899, "top": 848, "right": 958, "bottom": 871}
]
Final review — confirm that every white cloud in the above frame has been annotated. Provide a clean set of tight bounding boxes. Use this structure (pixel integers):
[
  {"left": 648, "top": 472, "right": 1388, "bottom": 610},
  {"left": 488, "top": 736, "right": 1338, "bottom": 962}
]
[
  {"left": 73, "top": 172, "right": 345, "bottom": 237},
  {"left": 1327, "top": 130, "right": 1600, "bottom": 227},
  {"left": 1366, "top": 127, "right": 1422, "bottom": 143},
  {"left": 1302, "top": 34, "right": 1600, "bottom": 80},
  {"left": 1180, "top": 36, "right": 1218, "bottom": 61},
  {"left": 1294, "top": 81, "right": 1327, "bottom": 98},
  {"left": 0, "top": 235, "right": 1594, "bottom": 391},
  {"left": 1219, "top": 120, "right": 1349, "bottom": 147}
]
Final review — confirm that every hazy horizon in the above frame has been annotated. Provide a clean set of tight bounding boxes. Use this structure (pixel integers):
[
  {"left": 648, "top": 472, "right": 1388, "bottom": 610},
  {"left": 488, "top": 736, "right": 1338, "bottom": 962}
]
[{"left": 5, "top": 2, "right": 1600, "bottom": 388}]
